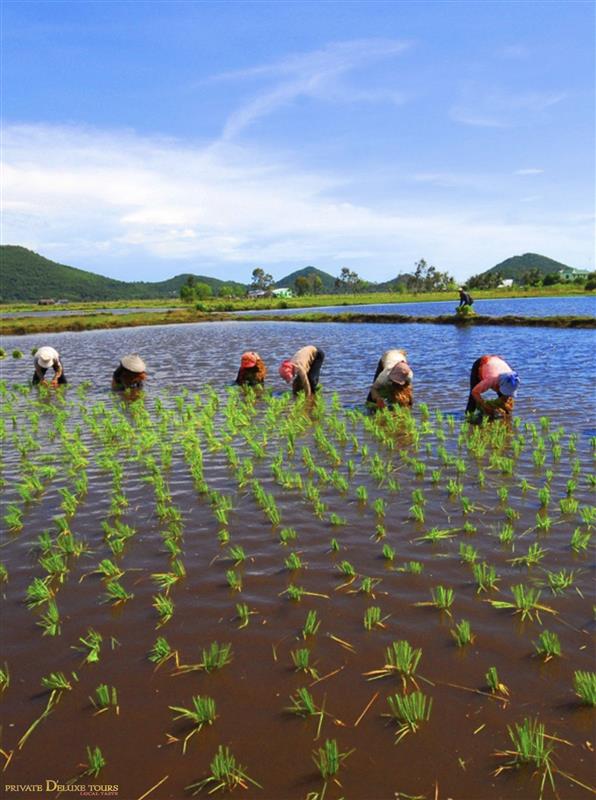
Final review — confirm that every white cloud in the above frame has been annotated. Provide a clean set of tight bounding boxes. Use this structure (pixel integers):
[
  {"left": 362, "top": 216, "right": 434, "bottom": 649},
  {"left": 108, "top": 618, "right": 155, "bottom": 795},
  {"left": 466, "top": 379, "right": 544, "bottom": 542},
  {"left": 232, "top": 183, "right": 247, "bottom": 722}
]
[
  {"left": 451, "top": 87, "right": 566, "bottom": 128},
  {"left": 207, "top": 39, "right": 412, "bottom": 140},
  {"left": 1, "top": 123, "right": 593, "bottom": 281},
  {"left": 514, "top": 168, "right": 544, "bottom": 175}
]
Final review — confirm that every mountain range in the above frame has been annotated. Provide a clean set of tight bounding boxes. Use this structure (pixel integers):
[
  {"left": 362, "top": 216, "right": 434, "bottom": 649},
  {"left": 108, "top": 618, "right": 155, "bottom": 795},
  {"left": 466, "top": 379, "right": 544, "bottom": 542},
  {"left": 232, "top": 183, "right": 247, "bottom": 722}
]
[{"left": 0, "top": 246, "right": 576, "bottom": 303}]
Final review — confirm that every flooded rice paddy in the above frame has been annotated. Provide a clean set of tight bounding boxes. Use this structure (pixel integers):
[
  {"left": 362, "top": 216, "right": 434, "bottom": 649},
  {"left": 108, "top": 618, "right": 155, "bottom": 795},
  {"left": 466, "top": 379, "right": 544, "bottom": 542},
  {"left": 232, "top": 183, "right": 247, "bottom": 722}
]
[{"left": 1, "top": 320, "right": 595, "bottom": 800}]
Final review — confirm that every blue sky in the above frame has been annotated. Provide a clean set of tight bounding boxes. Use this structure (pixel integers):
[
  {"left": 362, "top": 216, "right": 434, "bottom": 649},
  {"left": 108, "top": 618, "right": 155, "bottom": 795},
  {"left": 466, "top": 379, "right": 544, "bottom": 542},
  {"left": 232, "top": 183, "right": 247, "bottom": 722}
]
[{"left": 2, "top": 0, "right": 594, "bottom": 283}]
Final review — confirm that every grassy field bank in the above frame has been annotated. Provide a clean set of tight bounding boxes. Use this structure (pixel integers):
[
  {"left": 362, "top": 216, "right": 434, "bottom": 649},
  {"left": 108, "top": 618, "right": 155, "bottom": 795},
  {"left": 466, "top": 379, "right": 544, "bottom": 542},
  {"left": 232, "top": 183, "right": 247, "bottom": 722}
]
[
  {"left": 1, "top": 308, "right": 594, "bottom": 337},
  {"left": 0, "top": 284, "right": 591, "bottom": 315}
]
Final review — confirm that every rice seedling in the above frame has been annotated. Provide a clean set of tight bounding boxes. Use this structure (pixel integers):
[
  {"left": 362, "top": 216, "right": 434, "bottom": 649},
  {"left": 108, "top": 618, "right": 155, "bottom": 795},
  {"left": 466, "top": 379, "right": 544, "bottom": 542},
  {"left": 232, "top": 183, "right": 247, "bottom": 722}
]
[
  {"left": 302, "top": 610, "right": 321, "bottom": 638},
  {"left": 12, "top": 350, "right": 23, "bottom": 359},
  {"left": 472, "top": 562, "right": 500, "bottom": 593},
  {"left": 312, "top": 739, "right": 353, "bottom": 798},
  {"left": 416, "top": 586, "right": 455, "bottom": 615},
  {"left": 226, "top": 569, "right": 243, "bottom": 592},
  {"left": 199, "top": 642, "right": 233, "bottom": 672},
  {"left": 545, "top": 569, "right": 576, "bottom": 594},
  {"left": 509, "top": 544, "right": 547, "bottom": 568},
  {"left": 363, "top": 606, "right": 388, "bottom": 631},
  {"left": 25, "top": 576, "right": 53, "bottom": 607},
  {"left": 366, "top": 640, "right": 422, "bottom": 688},
  {"left": 537, "top": 487, "right": 551, "bottom": 508},
  {"left": 228, "top": 545, "right": 246, "bottom": 565},
  {"left": 279, "top": 527, "right": 297, "bottom": 545},
  {"left": 559, "top": 497, "right": 579, "bottom": 515},
  {"left": 418, "top": 526, "right": 457, "bottom": 544},
  {"left": 291, "top": 647, "right": 319, "bottom": 679},
  {"left": 486, "top": 666, "right": 509, "bottom": 696},
  {"left": 329, "top": 538, "right": 340, "bottom": 552},
  {"left": 580, "top": 505, "right": 596, "bottom": 526},
  {"left": 153, "top": 593, "right": 174, "bottom": 626},
  {"left": 104, "top": 579, "right": 133, "bottom": 605},
  {"left": 573, "top": 671, "right": 596, "bottom": 706},
  {"left": 90, "top": 684, "right": 119, "bottom": 715},
  {"left": 169, "top": 695, "right": 217, "bottom": 753},
  {"left": 148, "top": 636, "right": 176, "bottom": 666},
  {"left": 386, "top": 691, "right": 433, "bottom": 743},
  {"left": 41, "top": 671, "right": 74, "bottom": 693},
  {"left": 535, "top": 513, "right": 553, "bottom": 533},
  {"left": 38, "top": 599, "right": 61, "bottom": 636},
  {"left": 459, "top": 543, "right": 478, "bottom": 564},
  {"left": 186, "top": 745, "right": 261, "bottom": 795},
  {"left": 356, "top": 576, "right": 381, "bottom": 597},
  {"left": 76, "top": 628, "right": 102, "bottom": 664},
  {"left": 451, "top": 619, "right": 474, "bottom": 647},
  {"left": 533, "top": 630, "right": 561, "bottom": 662},
  {"left": 494, "top": 718, "right": 555, "bottom": 799},
  {"left": 373, "top": 498, "right": 387, "bottom": 518},
  {"left": 570, "top": 527, "right": 591, "bottom": 552},
  {"left": 488, "top": 585, "right": 556, "bottom": 622},
  {"left": 446, "top": 479, "right": 463, "bottom": 498},
  {"left": 0, "top": 663, "right": 9, "bottom": 694},
  {"left": 39, "top": 552, "right": 68, "bottom": 583},
  {"left": 498, "top": 523, "right": 515, "bottom": 545},
  {"left": 84, "top": 746, "right": 106, "bottom": 778},
  {"left": 286, "top": 687, "right": 323, "bottom": 730},
  {"left": 409, "top": 504, "right": 425, "bottom": 523},
  {"left": 337, "top": 560, "right": 356, "bottom": 579},
  {"left": 235, "top": 603, "right": 256, "bottom": 629},
  {"left": 329, "top": 512, "right": 347, "bottom": 526},
  {"left": 396, "top": 561, "right": 423, "bottom": 574},
  {"left": 381, "top": 543, "right": 395, "bottom": 561},
  {"left": 4, "top": 504, "right": 23, "bottom": 532},
  {"left": 356, "top": 485, "right": 368, "bottom": 503}
]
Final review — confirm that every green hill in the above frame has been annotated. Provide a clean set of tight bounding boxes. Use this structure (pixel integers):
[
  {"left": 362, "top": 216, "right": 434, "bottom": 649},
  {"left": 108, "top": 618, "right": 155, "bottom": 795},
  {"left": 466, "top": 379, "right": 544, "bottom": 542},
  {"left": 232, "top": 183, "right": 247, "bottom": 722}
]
[
  {"left": 482, "top": 253, "right": 573, "bottom": 279},
  {"left": 276, "top": 266, "right": 337, "bottom": 293},
  {"left": 0, "top": 246, "right": 245, "bottom": 302}
]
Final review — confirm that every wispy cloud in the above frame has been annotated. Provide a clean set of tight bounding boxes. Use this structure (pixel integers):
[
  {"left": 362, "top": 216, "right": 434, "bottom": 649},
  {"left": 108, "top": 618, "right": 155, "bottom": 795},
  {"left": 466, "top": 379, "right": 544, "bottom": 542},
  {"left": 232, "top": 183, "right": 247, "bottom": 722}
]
[
  {"left": 514, "top": 168, "right": 544, "bottom": 175},
  {"left": 451, "top": 86, "right": 566, "bottom": 128},
  {"left": 2, "top": 123, "right": 592, "bottom": 280},
  {"left": 204, "top": 39, "right": 411, "bottom": 140}
]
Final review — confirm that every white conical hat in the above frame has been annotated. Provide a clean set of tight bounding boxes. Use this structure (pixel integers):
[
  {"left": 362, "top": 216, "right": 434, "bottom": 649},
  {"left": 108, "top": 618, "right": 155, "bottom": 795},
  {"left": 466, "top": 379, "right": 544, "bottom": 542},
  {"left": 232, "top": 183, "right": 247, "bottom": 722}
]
[
  {"left": 35, "top": 346, "right": 59, "bottom": 368},
  {"left": 120, "top": 353, "right": 146, "bottom": 373}
]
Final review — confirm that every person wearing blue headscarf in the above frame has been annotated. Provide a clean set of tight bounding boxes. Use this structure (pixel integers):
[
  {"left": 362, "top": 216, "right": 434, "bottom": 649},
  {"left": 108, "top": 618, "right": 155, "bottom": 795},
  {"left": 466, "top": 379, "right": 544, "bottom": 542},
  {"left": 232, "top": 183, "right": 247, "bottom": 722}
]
[{"left": 466, "top": 355, "right": 520, "bottom": 418}]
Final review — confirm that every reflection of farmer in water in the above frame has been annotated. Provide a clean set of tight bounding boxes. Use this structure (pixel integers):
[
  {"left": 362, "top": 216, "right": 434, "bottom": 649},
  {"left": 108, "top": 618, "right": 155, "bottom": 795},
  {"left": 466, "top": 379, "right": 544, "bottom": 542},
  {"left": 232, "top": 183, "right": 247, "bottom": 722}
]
[
  {"left": 279, "top": 345, "right": 325, "bottom": 397},
  {"left": 235, "top": 351, "right": 267, "bottom": 387},
  {"left": 458, "top": 287, "right": 474, "bottom": 308},
  {"left": 32, "top": 346, "right": 67, "bottom": 386},
  {"left": 366, "top": 349, "right": 413, "bottom": 409},
  {"left": 112, "top": 354, "right": 147, "bottom": 391},
  {"left": 466, "top": 355, "right": 519, "bottom": 419}
]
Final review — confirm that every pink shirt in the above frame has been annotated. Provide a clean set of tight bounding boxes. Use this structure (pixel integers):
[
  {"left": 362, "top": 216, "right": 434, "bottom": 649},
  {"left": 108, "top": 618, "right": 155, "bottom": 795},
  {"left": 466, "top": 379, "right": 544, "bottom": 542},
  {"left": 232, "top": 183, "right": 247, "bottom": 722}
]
[{"left": 472, "top": 355, "right": 512, "bottom": 400}]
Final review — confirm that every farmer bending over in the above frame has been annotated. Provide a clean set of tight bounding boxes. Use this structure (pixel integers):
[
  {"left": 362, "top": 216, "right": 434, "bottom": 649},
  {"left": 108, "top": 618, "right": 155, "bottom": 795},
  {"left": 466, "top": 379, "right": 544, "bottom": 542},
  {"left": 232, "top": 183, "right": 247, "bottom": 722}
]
[
  {"left": 458, "top": 287, "right": 473, "bottom": 308},
  {"left": 112, "top": 354, "right": 147, "bottom": 391},
  {"left": 466, "top": 355, "right": 519, "bottom": 419},
  {"left": 235, "top": 351, "right": 267, "bottom": 387},
  {"left": 367, "top": 349, "right": 413, "bottom": 409},
  {"left": 279, "top": 345, "right": 325, "bottom": 397},
  {"left": 32, "top": 346, "right": 67, "bottom": 386}
]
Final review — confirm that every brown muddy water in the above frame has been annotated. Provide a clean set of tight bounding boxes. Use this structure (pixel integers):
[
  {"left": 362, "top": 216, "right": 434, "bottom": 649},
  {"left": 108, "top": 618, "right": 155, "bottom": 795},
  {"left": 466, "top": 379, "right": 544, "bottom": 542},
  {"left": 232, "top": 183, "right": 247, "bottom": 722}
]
[{"left": 1, "top": 321, "right": 595, "bottom": 800}]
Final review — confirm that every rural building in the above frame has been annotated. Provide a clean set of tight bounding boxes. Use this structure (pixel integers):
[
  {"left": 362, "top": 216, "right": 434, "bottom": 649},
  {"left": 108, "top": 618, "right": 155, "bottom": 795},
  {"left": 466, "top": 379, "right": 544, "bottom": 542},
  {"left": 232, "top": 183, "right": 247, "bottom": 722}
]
[
  {"left": 558, "top": 267, "right": 589, "bottom": 280},
  {"left": 498, "top": 279, "right": 514, "bottom": 288}
]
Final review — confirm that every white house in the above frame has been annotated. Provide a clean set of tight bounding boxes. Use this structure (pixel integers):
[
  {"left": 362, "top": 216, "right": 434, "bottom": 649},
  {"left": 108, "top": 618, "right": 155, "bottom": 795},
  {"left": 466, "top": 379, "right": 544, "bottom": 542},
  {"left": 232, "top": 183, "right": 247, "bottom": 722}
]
[{"left": 498, "top": 279, "right": 514, "bottom": 288}]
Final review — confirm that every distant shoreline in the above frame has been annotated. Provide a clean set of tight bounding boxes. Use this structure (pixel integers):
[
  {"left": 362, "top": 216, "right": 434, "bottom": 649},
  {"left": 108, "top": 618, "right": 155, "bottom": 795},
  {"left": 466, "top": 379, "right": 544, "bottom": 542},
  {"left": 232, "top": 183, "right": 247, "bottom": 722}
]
[{"left": 1, "top": 307, "right": 594, "bottom": 337}]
